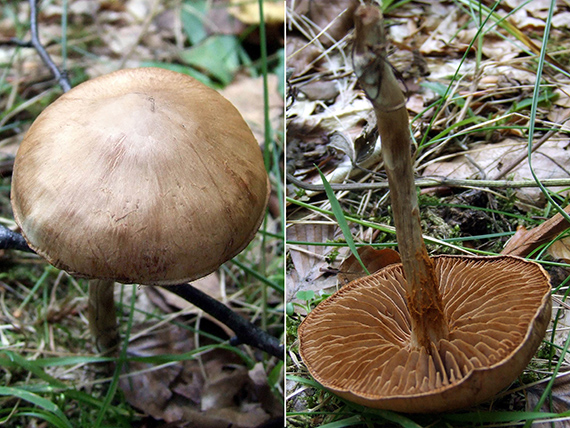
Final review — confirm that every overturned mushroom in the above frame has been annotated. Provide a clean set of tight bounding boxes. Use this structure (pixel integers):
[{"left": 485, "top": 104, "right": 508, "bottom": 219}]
[
  {"left": 298, "top": 7, "right": 552, "bottom": 412},
  {"left": 299, "top": 255, "right": 551, "bottom": 412},
  {"left": 11, "top": 67, "right": 270, "bottom": 350}
]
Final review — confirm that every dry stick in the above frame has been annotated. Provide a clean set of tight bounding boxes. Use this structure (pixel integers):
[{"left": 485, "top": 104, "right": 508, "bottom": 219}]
[
  {"left": 287, "top": 173, "right": 570, "bottom": 192},
  {"left": 0, "top": 225, "right": 31, "bottom": 252},
  {"left": 353, "top": 6, "right": 448, "bottom": 350},
  {"left": 167, "top": 284, "right": 284, "bottom": 359}
]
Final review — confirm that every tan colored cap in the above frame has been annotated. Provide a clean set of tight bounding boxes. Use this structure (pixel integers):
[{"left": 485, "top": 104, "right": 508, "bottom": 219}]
[
  {"left": 298, "top": 255, "right": 551, "bottom": 413},
  {"left": 11, "top": 67, "right": 269, "bottom": 285}
]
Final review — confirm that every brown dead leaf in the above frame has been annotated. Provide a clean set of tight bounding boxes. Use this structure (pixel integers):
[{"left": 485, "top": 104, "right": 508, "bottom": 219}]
[
  {"left": 422, "top": 139, "right": 570, "bottom": 206},
  {"left": 221, "top": 74, "right": 282, "bottom": 145},
  {"left": 229, "top": 0, "right": 284, "bottom": 25},
  {"left": 201, "top": 361, "right": 248, "bottom": 411},
  {"left": 553, "top": 11, "right": 570, "bottom": 29},
  {"left": 291, "top": 0, "right": 359, "bottom": 48},
  {"left": 287, "top": 223, "right": 346, "bottom": 301},
  {"left": 502, "top": 205, "right": 570, "bottom": 257},
  {"left": 526, "top": 370, "right": 570, "bottom": 427},
  {"left": 504, "top": 0, "right": 556, "bottom": 20},
  {"left": 120, "top": 322, "right": 278, "bottom": 427},
  {"left": 548, "top": 238, "right": 570, "bottom": 263},
  {"left": 249, "top": 362, "right": 284, "bottom": 418},
  {"left": 337, "top": 246, "right": 401, "bottom": 286},
  {"left": 120, "top": 323, "right": 194, "bottom": 419},
  {"left": 420, "top": 9, "right": 463, "bottom": 55}
]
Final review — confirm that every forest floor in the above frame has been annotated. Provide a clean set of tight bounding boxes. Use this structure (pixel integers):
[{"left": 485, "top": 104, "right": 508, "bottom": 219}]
[{"left": 286, "top": 0, "right": 570, "bottom": 427}]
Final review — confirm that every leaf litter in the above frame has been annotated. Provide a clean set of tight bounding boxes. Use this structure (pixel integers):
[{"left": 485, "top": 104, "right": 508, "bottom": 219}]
[{"left": 287, "top": 0, "right": 570, "bottom": 425}]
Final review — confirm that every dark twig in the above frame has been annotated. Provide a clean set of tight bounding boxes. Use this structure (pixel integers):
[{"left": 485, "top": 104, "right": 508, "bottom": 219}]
[
  {"left": 287, "top": 172, "right": 570, "bottom": 192},
  {"left": 167, "top": 284, "right": 284, "bottom": 359},
  {"left": 0, "top": 225, "right": 31, "bottom": 252},
  {"left": 28, "top": 0, "right": 71, "bottom": 92},
  {"left": 1, "top": 38, "right": 33, "bottom": 47}
]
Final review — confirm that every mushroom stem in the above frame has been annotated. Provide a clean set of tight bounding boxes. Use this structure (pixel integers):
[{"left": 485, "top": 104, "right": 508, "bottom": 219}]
[
  {"left": 88, "top": 279, "right": 119, "bottom": 351},
  {"left": 353, "top": 6, "right": 448, "bottom": 349}
]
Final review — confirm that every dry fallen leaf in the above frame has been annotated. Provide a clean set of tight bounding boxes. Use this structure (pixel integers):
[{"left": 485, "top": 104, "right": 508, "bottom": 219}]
[
  {"left": 287, "top": 223, "right": 343, "bottom": 301},
  {"left": 502, "top": 205, "right": 570, "bottom": 257},
  {"left": 526, "top": 370, "right": 570, "bottom": 427},
  {"left": 120, "top": 322, "right": 279, "bottom": 428},
  {"left": 229, "top": 0, "right": 284, "bottom": 25},
  {"left": 221, "top": 74, "right": 283, "bottom": 146},
  {"left": 291, "top": 0, "right": 359, "bottom": 48},
  {"left": 548, "top": 238, "right": 570, "bottom": 263},
  {"left": 337, "top": 246, "right": 401, "bottom": 285},
  {"left": 422, "top": 138, "right": 570, "bottom": 206}
]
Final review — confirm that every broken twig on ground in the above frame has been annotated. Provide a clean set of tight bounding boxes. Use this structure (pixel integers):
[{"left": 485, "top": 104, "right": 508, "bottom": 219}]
[
  {"left": 287, "top": 173, "right": 570, "bottom": 192},
  {"left": 27, "top": 0, "right": 71, "bottom": 92}
]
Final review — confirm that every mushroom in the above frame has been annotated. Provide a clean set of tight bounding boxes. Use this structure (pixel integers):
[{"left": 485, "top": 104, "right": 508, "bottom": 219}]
[
  {"left": 11, "top": 67, "right": 270, "bottom": 350},
  {"left": 298, "top": 255, "right": 551, "bottom": 412},
  {"left": 297, "top": 7, "right": 552, "bottom": 412}
]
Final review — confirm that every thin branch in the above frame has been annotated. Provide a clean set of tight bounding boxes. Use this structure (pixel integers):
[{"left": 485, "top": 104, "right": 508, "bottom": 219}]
[
  {"left": 0, "top": 225, "right": 31, "bottom": 252},
  {"left": 167, "top": 284, "right": 284, "bottom": 359},
  {"left": 0, "top": 38, "right": 33, "bottom": 47},
  {"left": 28, "top": 0, "right": 71, "bottom": 92},
  {"left": 287, "top": 173, "right": 570, "bottom": 192}
]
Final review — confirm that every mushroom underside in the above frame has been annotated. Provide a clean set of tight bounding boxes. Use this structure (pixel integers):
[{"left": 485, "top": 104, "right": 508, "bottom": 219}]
[{"left": 298, "top": 255, "right": 552, "bottom": 413}]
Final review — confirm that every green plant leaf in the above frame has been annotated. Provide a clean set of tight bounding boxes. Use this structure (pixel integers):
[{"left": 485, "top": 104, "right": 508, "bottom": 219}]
[
  {"left": 181, "top": 0, "right": 207, "bottom": 45},
  {"left": 318, "top": 416, "right": 363, "bottom": 428},
  {"left": 140, "top": 62, "right": 217, "bottom": 87},
  {"left": 179, "top": 35, "right": 241, "bottom": 86},
  {"left": 275, "top": 48, "right": 285, "bottom": 97},
  {"left": 0, "top": 387, "right": 73, "bottom": 428},
  {"left": 296, "top": 290, "right": 315, "bottom": 301}
]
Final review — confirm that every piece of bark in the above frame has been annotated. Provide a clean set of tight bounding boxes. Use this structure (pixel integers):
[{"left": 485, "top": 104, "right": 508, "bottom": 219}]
[{"left": 502, "top": 205, "right": 570, "bottom": 257}]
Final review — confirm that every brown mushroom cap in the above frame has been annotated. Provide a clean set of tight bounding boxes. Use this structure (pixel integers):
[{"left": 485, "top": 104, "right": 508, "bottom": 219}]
[
  {"left": 11, "top": 67, "right": 269, "bottom": 285},
  {"left": 298, "top": 255, "right": 552, "bottom": 413}
]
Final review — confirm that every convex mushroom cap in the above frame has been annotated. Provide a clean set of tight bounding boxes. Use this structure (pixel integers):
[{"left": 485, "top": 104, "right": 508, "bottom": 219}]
[
  {"left": 11, "top": 67, "right": 270, "bottom": 285},
  {"left": 298, "top": 255, "right": 552, "bottom": 413}
]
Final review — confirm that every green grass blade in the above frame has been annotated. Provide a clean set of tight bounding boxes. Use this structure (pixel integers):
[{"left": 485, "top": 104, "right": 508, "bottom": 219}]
[
  {"left": 526, "top": 0, "right": 570, "bottom": 225},
  {"left": 318, "top": 416, "right": 363, "bottom": 428},
  {"left": 231, "top": 259, "right": 284, "bottom": 293},
  {"left": 316, "top": 168, "right": 370, "bottom": 275},
  {"left": 0, "top": 387, "right": 73, "bottom": 428}
]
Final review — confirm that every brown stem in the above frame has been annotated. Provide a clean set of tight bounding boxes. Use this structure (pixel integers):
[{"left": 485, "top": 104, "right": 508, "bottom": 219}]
[
  {"left": 88, "top": 279, "right": 119, "bottom": 351},
  {"left": 353, "top": 6, "right": 448, "bottom": 349}
]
